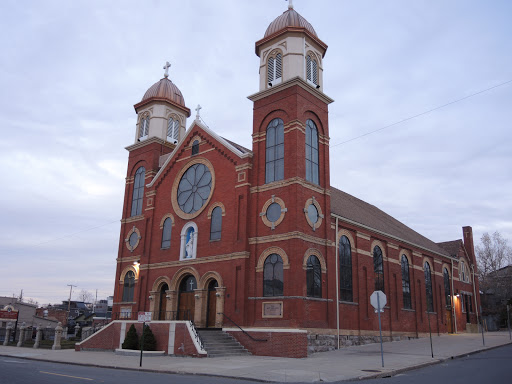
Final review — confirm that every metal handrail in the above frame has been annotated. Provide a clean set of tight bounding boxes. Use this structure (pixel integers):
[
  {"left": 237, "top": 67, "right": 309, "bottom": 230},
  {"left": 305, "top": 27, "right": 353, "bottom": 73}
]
[
  {"left": 218, "top": 312, "right": 267, "bottom": 342},
  {"left": 189, "top": 321, "right": 204, "bottom": 350}
]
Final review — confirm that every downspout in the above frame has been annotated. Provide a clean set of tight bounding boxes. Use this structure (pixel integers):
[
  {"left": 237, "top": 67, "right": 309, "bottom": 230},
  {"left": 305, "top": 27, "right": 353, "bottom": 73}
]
[
  {"left": 451, "top": 259, "right": 457, "bottom": 333},
  {"left": 335, "top": 217, "right": 340, "bottom": 349}
]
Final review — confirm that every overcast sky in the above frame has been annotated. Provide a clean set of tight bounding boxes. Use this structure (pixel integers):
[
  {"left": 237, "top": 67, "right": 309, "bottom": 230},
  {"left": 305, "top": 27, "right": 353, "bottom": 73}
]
[{"left": 1, "top": 0, "right": 511, "bottom": 305}]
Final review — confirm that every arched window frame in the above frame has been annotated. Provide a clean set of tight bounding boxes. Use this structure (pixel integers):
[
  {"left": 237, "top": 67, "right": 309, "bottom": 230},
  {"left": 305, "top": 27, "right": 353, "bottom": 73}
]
[
  {"left": 373, "top": 245, "right": 385, "bottom": 292},
  {"left": 122, "top": 270, "right": 136, "bottom": 302},
  {"left": 209, "top": 206, "right": 223, "bottom": 241},
  {"left": 179, "top": 222, "right": 198, "bottom": 260},
  {"left": 401, "top": 255, "right": 412, "bottom": 309},
  {"left": 267, "top": 51, "right": 283, "bottom": 87},
  {"left": 339, "top": 235, "right": 353, "bottom": 302},
  {"left": 131, "top": 166, "right": 145, "bottom": 217},
  {"left": 306, "top": 53, "right": 319, "bottom": 86},
  {"left": 191, "top": 140, "right": 199, "bottom": 156},
  {"left": 167, "top": 116, "right": 180, "bottom": 143},
  {"left": 161, "top": 217, "right": 172, "bottom": 249},
  {"left": 263, "top": 253, "right": 284, "bottom": 297},
  {"left": 305, "top": 119, "right": 319, "bottom": 185},
  {"left": 424, "top": 262, "right": 434, "bottom": 313},
  {"left": 265, "top": 118, "right": 284, "bottom": 183},
  {"left": 443, "top": 267, "right": 452, "bottom": 307},
  {"left": 138, "top": 114, "right": 150, "bottom": 141},
  {"left": 306, "top": 255, "right": 322, "bottom": 298}
]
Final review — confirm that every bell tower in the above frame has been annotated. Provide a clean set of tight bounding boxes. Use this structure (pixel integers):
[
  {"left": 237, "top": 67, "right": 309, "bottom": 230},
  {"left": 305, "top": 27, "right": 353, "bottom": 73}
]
[{"left": 246, "top": 3, "right": 335, "bottom": 328}]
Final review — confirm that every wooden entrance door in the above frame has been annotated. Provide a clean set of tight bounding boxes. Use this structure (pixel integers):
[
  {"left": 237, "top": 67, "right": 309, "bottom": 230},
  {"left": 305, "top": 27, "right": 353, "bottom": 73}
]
[
  {"left": 446, "top": 308, "right": 453, "bottom": 333},
  {"left": 178, "top": 275, "right": 197, "bottom": 320},
  {"left": 158, "top": 283, "right": 168, "bottom": 320},
  {"left": 206, "top": 280, "right": 219, "bottom": 328}
]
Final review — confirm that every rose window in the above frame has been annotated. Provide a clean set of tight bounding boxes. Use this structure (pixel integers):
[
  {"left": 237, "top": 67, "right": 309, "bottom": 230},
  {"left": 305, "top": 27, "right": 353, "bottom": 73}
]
[{"left": 177, "top": 163, "right": 212, "bottom": 214}]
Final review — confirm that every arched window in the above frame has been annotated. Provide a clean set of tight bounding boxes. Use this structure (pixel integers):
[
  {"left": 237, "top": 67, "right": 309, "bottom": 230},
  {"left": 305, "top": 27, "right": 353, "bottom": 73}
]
[
  {"left": 373, "top": 246, "right": 384, "bottom": 292},
  {"left": 131, "top": 167, "right": 145, "bottom": 217},
  {"left": 265, "top": 118, "right": 284, "bottom": 183},
  {"left": 267, "top": 52, "right": 282, "bottom": 86},
  {"left": 138, "top": 115, "right": 149, "bottom": 140},
  {"left": 167, "top": 117, "right": 179, "bottom": 143},
  {"left": 424, "top": 262, "right": 434, "bottom": 312},
  {"left": 122, "top": 271, "right": 135, "bottom": 302},
  {"left": 306, "top": 255, "right": 321, "bottom": 298},
  {"left": 305, "top": 119, "right": 319, "bottom": 184},
  {"left": 263, "top": 254, "right": 283, "bottom": 297},
  {"left": 401, "top": 255, "right": 412, "bottom": 309},
  {"left": 339, "top": 236, "right": 353, "bottom": 302},
  {"left": 460, "top": 261, "right": 469, "bottom": 283},
  {"left": 306, "top": 54, "right": 318, "bottom": 86},
  {"left": 161, "top": 218, "right": 172, "bottom": 249},
  {"left": 191, "top": 140, "right": 199, "bottom": 156},
  {"left": 443, "top": 268, "right": 451, "bottom": 307},
  {"left": 180, "top": 275, "right": 197, "bottom": 292},
  {"left": 210, "top": 206, "right": 222, "bottom": 241}
]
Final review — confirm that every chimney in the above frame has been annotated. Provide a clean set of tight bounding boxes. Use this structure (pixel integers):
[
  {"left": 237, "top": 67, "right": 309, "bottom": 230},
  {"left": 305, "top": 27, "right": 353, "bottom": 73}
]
[{"left": 462, "top": 226, "right": 476, "bottom": 265}]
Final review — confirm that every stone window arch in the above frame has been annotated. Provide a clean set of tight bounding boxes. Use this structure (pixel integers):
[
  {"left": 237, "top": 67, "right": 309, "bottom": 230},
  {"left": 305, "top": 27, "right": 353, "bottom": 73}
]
[
  {"left": 122, "top": 271, "right": 136, "bottom": 302},
  {"left": 424, "top": 261, "right": 434, "bottom": 312},
  {"left": 401, "top": 254, "right": 412, "bottom": 309},
  {"left": 305, "top": 119, "right": 319, "bottom": 184},
  {"left": 302, "top": 248, "right": 327, "bottom": 273},
  {"left": 339, "top": 235, "right": 353, "bottom": 302},
  {"left": 161, "top": 217, "right": 172, "bottom": 249},
  {"left": 256, "top": 246, "right": 290, "bottom": 272},
  {"left": 306, "top": 255, "right": 322, "bottom": 298},
  {"left": 138, "top": 112, "right": 150, "bottom": 141},
  {"left": 265, "top": 118, "right": 284, "bottom": 183},
  {"left": 180, "top": 222, "right": 198, "bottom": 260},
  {"left": 209, "top": 206, "right": 222, "bottom": 241},
  {"left": 373, "top": 244, "right": 385, "bottom": 292},
  {"left": 263, "top": 254, "right": 283, "bottom": 297},
  {"left": 131, "top": 166, "right": 145, "bottom": 217}
]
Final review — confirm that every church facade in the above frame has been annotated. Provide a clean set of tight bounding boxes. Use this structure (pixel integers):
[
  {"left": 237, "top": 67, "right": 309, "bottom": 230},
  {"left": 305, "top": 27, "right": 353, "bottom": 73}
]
[{"left": 112, "top": 4, "right": 480, "bottom": 356}]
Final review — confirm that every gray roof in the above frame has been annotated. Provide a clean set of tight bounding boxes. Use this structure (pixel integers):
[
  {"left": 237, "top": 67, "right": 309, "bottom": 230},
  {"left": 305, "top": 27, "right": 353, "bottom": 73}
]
[
  {"left": 437, "top": 240, "right": 463, "bottom": 258},
  {"left": 330, "top": 187, "right": 451, "bottom": 257}
]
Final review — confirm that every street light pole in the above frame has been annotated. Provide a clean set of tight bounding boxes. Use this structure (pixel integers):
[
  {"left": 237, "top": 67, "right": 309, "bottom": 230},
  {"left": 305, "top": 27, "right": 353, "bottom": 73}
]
[{"left": 66, "top": 284, "right": 77, "bottom": 328}]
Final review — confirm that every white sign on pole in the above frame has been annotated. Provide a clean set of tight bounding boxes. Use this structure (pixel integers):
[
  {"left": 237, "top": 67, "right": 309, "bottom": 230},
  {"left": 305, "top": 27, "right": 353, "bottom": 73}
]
[
  {"left": 138, "top": 311, "right": 152, "bottom": 323},
  {"left": 370, "top": 290, "right": 387, "bottom": 313}
]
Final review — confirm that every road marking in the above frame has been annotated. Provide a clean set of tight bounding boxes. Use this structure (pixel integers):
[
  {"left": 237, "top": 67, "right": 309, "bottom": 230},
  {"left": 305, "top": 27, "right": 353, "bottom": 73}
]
[
  {"left": 2, "top": 360, "right": 28, "bottom": 363},
  {"left": 40, "top": 371, "right": 94, "bottom": 381}
]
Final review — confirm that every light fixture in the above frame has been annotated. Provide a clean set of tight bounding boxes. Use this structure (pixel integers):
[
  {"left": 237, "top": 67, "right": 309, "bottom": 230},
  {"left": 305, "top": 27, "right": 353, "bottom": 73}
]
[
  {"left": 268, "top": 82, "right": 273, "bottom": 87},
  {"left": 215, "top": 292, "right": 221, "bottom": 297},
  {"left": 455, "top": 293, "right": 460, "bottom": 298},
  {"left": 133, "top": 260, "right": 140, "bottom": 265},
  {"left": 316, "top": 84, "right": 320, "bottom": 89}
]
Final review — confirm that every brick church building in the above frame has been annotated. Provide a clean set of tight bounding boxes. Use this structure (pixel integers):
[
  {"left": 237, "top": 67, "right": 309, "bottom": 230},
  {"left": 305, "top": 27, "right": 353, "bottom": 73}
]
[{"left": 110, "top": 3, "right": 481, "bottom": 356}]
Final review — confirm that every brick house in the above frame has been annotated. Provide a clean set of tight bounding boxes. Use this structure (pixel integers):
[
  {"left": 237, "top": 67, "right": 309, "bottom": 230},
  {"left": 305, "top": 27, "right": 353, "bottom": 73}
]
[{"left": 110, "top": 4, "right": 480, "bottom": 357}]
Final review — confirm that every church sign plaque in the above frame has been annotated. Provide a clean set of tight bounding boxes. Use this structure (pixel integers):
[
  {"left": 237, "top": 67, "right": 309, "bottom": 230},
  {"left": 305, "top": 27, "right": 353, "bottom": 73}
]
[{"left": 262, "top": 302, "right": 283, "bottom": 318}]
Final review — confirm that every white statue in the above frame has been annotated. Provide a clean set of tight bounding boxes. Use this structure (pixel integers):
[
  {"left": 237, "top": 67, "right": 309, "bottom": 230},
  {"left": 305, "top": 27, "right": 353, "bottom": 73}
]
[{"left": 185, "top": 229, "right": 194, "bottom": 258}]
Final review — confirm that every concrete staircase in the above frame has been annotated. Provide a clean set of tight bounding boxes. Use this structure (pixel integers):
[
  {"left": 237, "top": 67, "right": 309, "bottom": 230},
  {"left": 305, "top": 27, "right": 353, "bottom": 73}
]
[{"left": 198, "top": 329, "right": 251, "bottom": 357}]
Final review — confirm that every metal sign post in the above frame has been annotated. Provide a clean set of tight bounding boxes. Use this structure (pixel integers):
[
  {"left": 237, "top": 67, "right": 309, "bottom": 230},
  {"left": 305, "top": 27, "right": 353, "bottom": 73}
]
[
  {"left": 479, "top": 305, "right": 485, "bottom": 346},
  {"left": 370, "top": 291, "right": 386, "bottom": 368},
  {"left": 507, "top": 305, "right": 511, "bottom": 341},
  {"left": 426, "top": 311, "right": 433, "bottom": 358},
  {"left": 138, "top": 311, "right": 152, "bottom": 367}
]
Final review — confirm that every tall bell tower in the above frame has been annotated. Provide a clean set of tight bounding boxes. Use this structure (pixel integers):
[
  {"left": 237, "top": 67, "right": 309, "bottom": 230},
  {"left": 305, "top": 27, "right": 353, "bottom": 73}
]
[{"left": 246, "top": 3, "right": 335, "bottom": 328}]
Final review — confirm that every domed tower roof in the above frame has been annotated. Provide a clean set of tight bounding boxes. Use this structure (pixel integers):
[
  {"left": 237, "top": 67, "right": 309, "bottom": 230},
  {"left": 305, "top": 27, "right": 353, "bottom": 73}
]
[
  {"left": 264, "top": 7, "right": 317, "bottom": 38},
  {"left": 134, "top": 77, "right": 190, "bottom": 116}
]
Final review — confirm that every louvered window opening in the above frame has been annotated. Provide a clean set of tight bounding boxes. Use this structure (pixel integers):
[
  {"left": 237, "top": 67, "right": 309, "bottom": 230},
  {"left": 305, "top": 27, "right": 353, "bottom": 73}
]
[
  {"left": 443, "top": 268, "right": 451, "bottom": 307},
  {"left": 401, "top": 255, "right": 412, "bottom": 309},
  {"left": 265, "top": 118, "right": 284, "bottom": 183},
  {"left": 131, "top": 167, "right": 145, "bottom": 217},
  {"left": 306, "top": 255, "right": 322, "bottom": 298},
  {"left": 373, "top": 246, "right": 384, "bottom": 292},
  {"left": 139, "top": 116, "right": 150, "bottom": 139},
  {"left": 339, "top": 236, "right": 353, "bottom": 302},
  {"left": 305, "top": 119, "right": 319, "bottom": 184},
  {"left": 425, "top": 262, "right": 434, "bottom": 313},
  {"left": 161, "top": 218, "right": 172, "bottom": 249},
  {"left": 210, "top": 206, "right": 222, "bottom": 241},
  {"left": 167, "top": 118, "right": 179, "bottom": 142},
  {"left": 306, "top": 55, "right": 318, "bottom": 85},
  {"left": 267, "top": 57, "right": 274, "bottom": 84},
  {"left": 267, "top": 53, "right": 282, "bottom": 84}
]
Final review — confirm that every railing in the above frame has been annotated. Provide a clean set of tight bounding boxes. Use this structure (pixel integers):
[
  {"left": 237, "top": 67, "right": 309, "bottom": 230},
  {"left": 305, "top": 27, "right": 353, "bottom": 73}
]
[
  {"left": 110, "top": 310, "right": 191, "bottom": 321},
  {"left": 218, "top": 312, "right": 267, "bottom": 342},
  {"left": 189, "top": 321, "right": 204, "bottom": 350}
]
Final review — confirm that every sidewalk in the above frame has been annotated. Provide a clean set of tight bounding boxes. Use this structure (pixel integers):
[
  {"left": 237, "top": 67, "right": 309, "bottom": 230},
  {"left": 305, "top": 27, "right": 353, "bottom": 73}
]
[{"left": 1, "top": 332, "right": 511, "bottom": 382}]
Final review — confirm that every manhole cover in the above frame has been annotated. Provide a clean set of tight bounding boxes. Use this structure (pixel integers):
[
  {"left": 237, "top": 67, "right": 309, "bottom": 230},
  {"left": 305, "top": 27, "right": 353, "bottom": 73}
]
[{"left": 361, "top": 369, "right": 381, "bottom": 372}]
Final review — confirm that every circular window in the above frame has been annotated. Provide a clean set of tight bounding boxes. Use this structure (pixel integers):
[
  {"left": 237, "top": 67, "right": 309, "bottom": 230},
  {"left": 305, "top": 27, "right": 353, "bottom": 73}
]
[
  {"left": 261, "top": 196, "right": 287, "bottom": 230},
  {"left": 177, "top": 163, "right": 212, "bottom": 214},
  {"left": 125, "top": 227, "right": 141, "bottom": 252},
  {"left": 307, "top": 204, "right": 318, "bottom": 224},
  {"left": 304, "top": 197, "right": 323, "bottom": 231},
  {"left": 266, "top": 203, "right": 282, "bottom": 223}
]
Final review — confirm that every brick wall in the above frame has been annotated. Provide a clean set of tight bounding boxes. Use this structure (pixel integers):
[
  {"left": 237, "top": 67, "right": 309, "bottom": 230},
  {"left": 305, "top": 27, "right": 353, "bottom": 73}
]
[{"left": 227, "top": 330, "right": 307, "bottom": 358}]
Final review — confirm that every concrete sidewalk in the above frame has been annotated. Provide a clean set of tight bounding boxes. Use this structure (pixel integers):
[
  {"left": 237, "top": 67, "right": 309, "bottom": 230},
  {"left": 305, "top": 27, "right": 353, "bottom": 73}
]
[{"left": 1, "top": 332, "right": 511, "bottom": 382}]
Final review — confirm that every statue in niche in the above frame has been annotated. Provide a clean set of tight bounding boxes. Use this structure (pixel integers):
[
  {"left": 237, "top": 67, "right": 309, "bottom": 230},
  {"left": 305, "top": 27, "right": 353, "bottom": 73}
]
[{"left": 185, "top": 227, "right": 194, "bottom": 258}]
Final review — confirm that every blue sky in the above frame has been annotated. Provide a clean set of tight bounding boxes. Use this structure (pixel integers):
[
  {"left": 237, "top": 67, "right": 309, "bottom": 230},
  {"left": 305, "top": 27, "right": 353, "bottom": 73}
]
[{"left": 1, "top": 0, "right": 511, "bottom": 305}]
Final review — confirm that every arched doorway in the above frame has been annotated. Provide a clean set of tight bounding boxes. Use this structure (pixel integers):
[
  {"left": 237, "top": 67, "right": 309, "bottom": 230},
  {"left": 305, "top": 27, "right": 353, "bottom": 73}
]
[
  {"left": 158, "top": 283, "right": 169, "bottom": 320},
  {"left": 178, "top": 275, "right": 197, "bottom": 320},
  {"left": 206, "top": 280, "right": 219, "bottom": 328}
]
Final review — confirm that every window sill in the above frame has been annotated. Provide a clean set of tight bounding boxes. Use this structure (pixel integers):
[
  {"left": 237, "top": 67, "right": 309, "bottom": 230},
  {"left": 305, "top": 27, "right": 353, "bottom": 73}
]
[
  {"left": 161, "top": 247, "right": 170, "bottom": 250},
  {"left": 426, "top": 311, "right": 437, "bottom": 315},
  {"left": 209, "top": 239, "right": 221, "bottom": 243},
  {"left": 401, "top": 308, "right": 415, "bottom": 312},
  {"left": 339, "top": 301, "right": 358, "bottom": 306}
]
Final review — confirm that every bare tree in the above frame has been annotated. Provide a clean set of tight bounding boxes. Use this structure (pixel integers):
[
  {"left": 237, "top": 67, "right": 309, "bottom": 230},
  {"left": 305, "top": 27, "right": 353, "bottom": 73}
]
[
  {"left": 477, "top": 232, "right": 512, "bottom": 279},
  {"left": 75, "top": 289, "right": 94, "bottom": 303}
]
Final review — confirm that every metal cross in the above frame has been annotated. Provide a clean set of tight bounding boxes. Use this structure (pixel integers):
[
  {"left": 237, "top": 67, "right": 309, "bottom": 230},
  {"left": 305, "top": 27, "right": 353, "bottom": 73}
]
[
  {"left": 189, "top": 279, "right": 195, "bottom": 290},
  {"left": 195, "top": 104, "right": 202, "bottom": 119},
  {"left": 287, "top": 0, "right": 293, "bottom": 9},
  {"left": 163, "top": 61, "right": 171, "bottom": 78}
]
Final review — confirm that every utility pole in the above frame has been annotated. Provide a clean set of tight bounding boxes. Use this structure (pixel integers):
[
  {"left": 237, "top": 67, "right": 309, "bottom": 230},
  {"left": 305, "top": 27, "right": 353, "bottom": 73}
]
[{"left": 66, "top": 284, "right": 77, "bottom": 327}]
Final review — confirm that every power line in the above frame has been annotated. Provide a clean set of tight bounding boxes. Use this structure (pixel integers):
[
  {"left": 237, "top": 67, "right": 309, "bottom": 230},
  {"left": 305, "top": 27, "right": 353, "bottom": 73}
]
[{"left": 331, "top": 79, "right": 512, "bottom": 148}]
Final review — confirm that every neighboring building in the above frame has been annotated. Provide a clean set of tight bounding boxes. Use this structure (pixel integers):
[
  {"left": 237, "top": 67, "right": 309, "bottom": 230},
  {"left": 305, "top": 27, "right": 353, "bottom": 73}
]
[
  {"left": 0, "top": 297, "right": 58, "bottom": 329},
  {"left": 111, "top": 4, "right": 480, "bottom": 356}
]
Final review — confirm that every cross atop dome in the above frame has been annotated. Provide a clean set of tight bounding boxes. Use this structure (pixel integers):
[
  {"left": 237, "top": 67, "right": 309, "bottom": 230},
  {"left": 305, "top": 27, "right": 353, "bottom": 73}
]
[
  {"left": 163, "top": 61, "right": 171, "bottom": 78},
  {"left": 287, "top": 0, "right": 293, "bottom": 10}
]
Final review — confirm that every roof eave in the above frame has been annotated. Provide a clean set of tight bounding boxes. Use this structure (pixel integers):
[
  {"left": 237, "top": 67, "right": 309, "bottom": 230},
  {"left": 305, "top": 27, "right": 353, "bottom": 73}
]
[
  {"left": 255, "top": 27, "right": 328, "bottom": 57},
  {"left": 133, "top": 97, "right": 191, "bottom": 117}
]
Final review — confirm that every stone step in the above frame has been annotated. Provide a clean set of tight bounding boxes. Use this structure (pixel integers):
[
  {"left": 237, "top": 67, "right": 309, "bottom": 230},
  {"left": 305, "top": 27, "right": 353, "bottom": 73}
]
[{"left": 197, "top": 329, "right": 251, "bottom": 358}]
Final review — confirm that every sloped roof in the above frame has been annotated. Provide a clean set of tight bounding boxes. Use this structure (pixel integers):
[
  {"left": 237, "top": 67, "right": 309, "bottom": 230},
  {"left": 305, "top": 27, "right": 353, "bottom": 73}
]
[
  {"left": 437, "top": 240, "right": 463, "bottom": 257},
  {"left": 330, "top": 187, "right": 451, "bottom": 257},
  {"left": 222, "top": 137, "right": 252, "bottom": 154},
  {"left": 264, "top": 7, "right": 317, "bottom": 38}
]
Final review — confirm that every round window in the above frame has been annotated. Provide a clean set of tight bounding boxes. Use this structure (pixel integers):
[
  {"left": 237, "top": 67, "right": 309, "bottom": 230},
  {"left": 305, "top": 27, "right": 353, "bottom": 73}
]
[
  {"left": 129, "top": 232, "right": 139, "bottom": 248},
  {"left": 266, "top": 202, "right": 281, "bottom": 223},
  {"left": 177, "top": 163, "right": 212, "bottom": 214},
  {"left": 307, "top": 204, "right": 319, "bottom": 224}
]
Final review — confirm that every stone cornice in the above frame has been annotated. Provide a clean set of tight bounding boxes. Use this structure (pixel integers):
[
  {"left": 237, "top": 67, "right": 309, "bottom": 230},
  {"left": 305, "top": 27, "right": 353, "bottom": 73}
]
[{"left": 125, "top": 136, "right": 175, "bottom": 152}]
